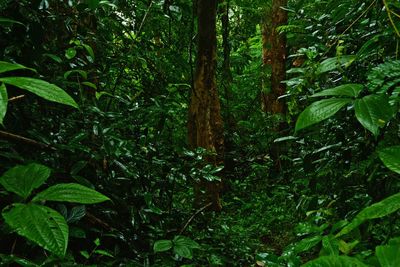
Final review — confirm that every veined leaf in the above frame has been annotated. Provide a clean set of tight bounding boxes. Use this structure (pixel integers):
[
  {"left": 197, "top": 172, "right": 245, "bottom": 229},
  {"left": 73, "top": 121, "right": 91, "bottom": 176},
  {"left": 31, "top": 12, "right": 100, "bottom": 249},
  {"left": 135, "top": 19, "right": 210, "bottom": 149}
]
[
  {"left": 0, "top": 77, "right": 78, "bottom": 108},
  {"left": 317, "top": 55, "right": 356, "bottom": 74},
  {"left": 153, "top": 240, "right": 173, "bottom": 252},
  {"left": 302, "top": 255, "right": 368, "bottom": 267},
  {"left": 2, "top": 204, "right": 68, "bottom": 257},
  {"left": 337, "top": 192, "right": 400, "bottom": 237},
  {"left": 0, "top": 163, "right": 51, "bottom": 200},
  {"left": 295, "top": 98, "right": 352, "bottom": 131},
  {"left": 0, "top": 61, "right": 35, "bottom": 74},
  {"left": 0, "top": 83, "right": 7, "bottom": 124},
  {"left": 376, "top": 243, "right": 400, "bottom": 267},
  {"left": 32, "top": 183, "right": 110, "bottom": 204},
  {"left": 293, "top": 235, "right": 322, "bottom": 254},
  {"left": 354, "top": 95, "right": 395, "bottom": 136},
  {"left": 312, "top": 84, "right": 363, "bottom": 98},
  {"left": 173, "top": 235, "right": 201, "bottom": 249},
  {"left": 378, "top": 146, "right": 400, "bottom": 174}
]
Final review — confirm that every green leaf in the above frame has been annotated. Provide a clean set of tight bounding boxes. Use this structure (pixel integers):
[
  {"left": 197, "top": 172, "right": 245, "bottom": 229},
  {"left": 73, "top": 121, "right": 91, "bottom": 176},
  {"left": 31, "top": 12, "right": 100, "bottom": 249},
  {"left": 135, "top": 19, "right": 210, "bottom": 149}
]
[
  {"left": 0, "top": 83, "right": 8, "bottom": 124},
  {"left": 0, "top": 61, "right": 35, "bottom": 74},
  {"left": 174, "top": 244, "right": 193, "bottom": 259},
  {"left": 0, "top": 77, "right": 78, "bottom": 108},
  {"left": 302, "top": 255, "right": 368, "bottom": 267},
  {"left": 64, "top": 70, "right": 87, "bottom": 80},
  {"left": 32, "top": 183, "right": 110, "bottom": 204},
  {"left": 337, "top": 192, "right": 400, "bottom": 237},
  {"left": 0, "top": 17, "right": 25, "bottom": 27},
  {"left": 376, "top": 244, "right": 400, "bottom": 267},
  {"left": 354, "top": 95, "right": 395, "bottom": 136},
  {"left": 153, "top": 240, "right": 173, "bottom": 252},
  {"left": 43, "top": 54, "right": 63, "bottom": 64},
  {"left": 173, "top": 235, "right": 201, "bottom": 249},
  {"left": 2, "top": 203, "right": 68, "bottom": 257},
  {"left": 317, "top": 55, "right": 356, "bottom": 74},
  {"left": 312, "top": 84, "right": 363, "bottom": 98},
  {"left": 65, "top": 48, "right": 77, "bottom": 59},
  {"left": 321, "top": 236, "right": 339, "bottom": 256},
  {"left": 94, "top": 249, "right": 114, "bottom": 258},
  {"left": 0, "top": 163, "right": 51, "bottom": 199},
  {"left": 378, "top": 146, "right": 400, "bottom": 174},
  {"left": 294, "top": 235, "right": 322, "bottom": 254},
  {"left": 83, "top": 44, "right": 95, "bottom": 59},
  {"left": 82, "top": 81, "right": 97, "bottom": 90},
  {"left": 295, "top": 98, "right": 352, "bottom": 131}
]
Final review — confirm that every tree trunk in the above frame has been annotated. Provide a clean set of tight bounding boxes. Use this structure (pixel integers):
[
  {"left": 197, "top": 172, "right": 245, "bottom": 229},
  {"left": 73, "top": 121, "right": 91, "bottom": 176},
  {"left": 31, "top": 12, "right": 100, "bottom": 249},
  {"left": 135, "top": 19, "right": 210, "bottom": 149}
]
[
  {"left": 261, "top": 0, "right": 287, "bottom": 114},
  {"left": 188, "top": 0, "right": 224, "bottom": 211}
]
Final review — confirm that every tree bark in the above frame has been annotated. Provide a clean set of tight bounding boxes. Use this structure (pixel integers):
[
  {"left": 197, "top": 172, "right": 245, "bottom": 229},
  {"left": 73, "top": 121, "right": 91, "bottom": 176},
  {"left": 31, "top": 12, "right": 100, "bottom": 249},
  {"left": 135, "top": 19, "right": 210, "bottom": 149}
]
[
  {"left": 188, "top": 0, "right": 224, "bottom": 211},
  {"left": 261, "top": 0, "right": 287, "bottom": 114}
]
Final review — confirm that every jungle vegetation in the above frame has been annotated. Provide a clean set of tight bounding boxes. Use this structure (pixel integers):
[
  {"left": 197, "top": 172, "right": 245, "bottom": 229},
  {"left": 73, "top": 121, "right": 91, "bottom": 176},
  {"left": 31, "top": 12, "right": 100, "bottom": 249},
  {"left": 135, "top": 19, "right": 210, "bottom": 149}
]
[{"left": 0, "top": 0, "right": 400, "bottom": 266}]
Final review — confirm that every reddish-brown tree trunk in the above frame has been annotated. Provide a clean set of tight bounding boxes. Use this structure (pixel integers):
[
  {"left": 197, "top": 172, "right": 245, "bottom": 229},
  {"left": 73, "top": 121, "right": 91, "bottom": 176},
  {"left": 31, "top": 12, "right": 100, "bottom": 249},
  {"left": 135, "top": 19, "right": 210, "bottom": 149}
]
[
  {"left": 188, "top": 0, "right": 224, "bottom": 211},
  {"left": 261, "top": 0, "right": 287, "bottom": 114}
]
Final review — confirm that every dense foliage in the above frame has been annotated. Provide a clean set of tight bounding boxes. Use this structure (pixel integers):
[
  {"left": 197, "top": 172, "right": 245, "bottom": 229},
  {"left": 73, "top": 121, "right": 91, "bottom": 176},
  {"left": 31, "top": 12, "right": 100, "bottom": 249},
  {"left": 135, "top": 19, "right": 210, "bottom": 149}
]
[{"left": 0, "top": 0, "right": 399, "bottom": 266}]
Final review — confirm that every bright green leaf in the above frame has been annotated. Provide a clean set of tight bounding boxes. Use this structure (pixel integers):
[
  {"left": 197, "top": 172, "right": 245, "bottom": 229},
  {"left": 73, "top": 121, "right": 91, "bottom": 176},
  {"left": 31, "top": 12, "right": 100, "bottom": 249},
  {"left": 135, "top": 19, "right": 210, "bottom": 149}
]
[
  {"left": 337, "top": 192, "right": 400, "bottom": 237},
  {"left": 294, "top": 235, "right": 322, "bottom": 254},
  {"left": 0, "top": 163, "right": 51, "bottom": 199},
  {"left": 312, "top": 84, "right": 363, "bottom": 98},
  {"left": 173, "top": 235, "right": 201, "bottom": 249},
  {"left": 82, "top": 81, "right": 97, "bottom": 90},
  {"left": 376, "top": 244, "right": 400, "bottom": 267},
  {"left": 0, "top": 77, "right": 78, "bottom": 108},
  {"left": 65, "top": 48, "right": 77, "bottom": 59},
  {"left": 0, "top": 83, "right": 7, "bottom": 124},
  {"left": 354, "top": 95, "right": 395, "bottom": 136},
  {"left": 378, "top": 146, "right": 400, "bottom": 174},
  {"left": 2, "top": 203, "right": 68, "bottom": 257},
  {"left": 32, "top": 183, "right": 110, "bottom": 204},
  {"left": 43, "top": 54, "right": 62, "bottom": 64},
  {"left": 0, "top": 61, "right": 35, "bottom": 74},
  {"left": 174, "top": 244, "right": 193, "bottom": 259},
  {"left": 295, "top": 98, "right": 352, "bottom": 131},
  {"left": 153, "top": 240, "right": 173, "bottom": 252}
]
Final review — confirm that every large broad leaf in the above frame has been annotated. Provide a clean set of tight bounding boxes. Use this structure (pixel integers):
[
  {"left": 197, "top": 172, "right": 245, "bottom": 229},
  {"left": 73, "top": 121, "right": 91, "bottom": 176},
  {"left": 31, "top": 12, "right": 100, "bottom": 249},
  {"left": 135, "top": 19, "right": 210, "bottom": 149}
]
[
  {"left": 0, "top": 83, "right": 7, "bottom": 124},
  {"left": 376, "top": 243, "right": 400, "bottom": 267},
  {"left": 0, "top": 163, "right": 51, "bottom": 200},
  {"left": 302, "top": 255, "right": 367, "bottom": 267},
  {"left": 312, "top": 84, "right": 363, "bottom": 98},
  {"left": 354, "top": 95, "right": 395, "bottom": 136},
  {"left": 2, "top": 203, "right": 68, "bottom": 257},
  {"left": 295, "top": 98, "right": 352, "bottom": 131},
  {"left": 317, "top": 55, "right": 356, "bottom": 74},
  {"left": 0, "top": 77, "right": 78, "bottom": 108},
  {"left": 294, "top": 235, "right": 322, "bottom": 254},
  {"left": 0, "top": 61, "right": 35, "bottom": 74},
  {"left": 32, "top": 183, "right": 110, "bottom": 204},
  {"left": 153, "top": 240, "right": 173, "bottom": 252},
  {"left": 337, "top": 192, "right": 400, "bottom": 237},
  {"left": 378, "top": 146, "right": 400, "bottom": 174}
]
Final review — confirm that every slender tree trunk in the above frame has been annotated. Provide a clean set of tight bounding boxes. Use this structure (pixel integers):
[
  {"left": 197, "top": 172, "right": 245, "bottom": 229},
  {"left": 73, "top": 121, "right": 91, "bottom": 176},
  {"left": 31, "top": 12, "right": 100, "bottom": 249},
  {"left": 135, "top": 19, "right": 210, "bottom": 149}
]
[
  {"left": 261, "top": 0, "right": 287, "bottom": 114},
  {"left": 188, "top": 0, "right": 224, "bottom": 211}
]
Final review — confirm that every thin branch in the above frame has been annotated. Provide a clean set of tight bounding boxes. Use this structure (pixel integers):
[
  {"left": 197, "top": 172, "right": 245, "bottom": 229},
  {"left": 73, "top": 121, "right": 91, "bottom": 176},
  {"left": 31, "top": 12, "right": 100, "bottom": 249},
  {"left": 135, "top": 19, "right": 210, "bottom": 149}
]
[
  {"left": 8, "top": 95, "right": 25, "bottom": 102},
  {"left": 179, "top": 202, "right": 212, "bottom": 235},
  {"left": 383, "top": 0, "right": 400, "bottom": 38},
  {"left": 137, "top": 0, "right": 153, "bottom": 35},
  {"left": 0, "top": 130, "right": 54, "bottom": 150}
]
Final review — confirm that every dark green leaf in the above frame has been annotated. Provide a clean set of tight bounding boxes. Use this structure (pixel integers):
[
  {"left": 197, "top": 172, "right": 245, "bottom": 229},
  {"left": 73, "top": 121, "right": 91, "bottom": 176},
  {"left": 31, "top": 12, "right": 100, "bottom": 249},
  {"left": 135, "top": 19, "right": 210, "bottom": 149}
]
[
  {"left": 2, "top": 204, "right": 68, "bottom": 257},
  {"left": 0, "top": 77, "right": 78, "bottom": 108},
  {"left": 174, "top": 244, "right": 193, "bottom": 259},
  {"left": 32, "top": 183, "right": 110, "bottom": 204},
  {"left": 294, "top": 235, "right": 322, "bottom": 254},
  {"left": 376, "top": 244, "right": 400, "bottom": 267},
  {"left": 337, "top": 192, "right": 400, "bottom": 237},
  {"left": 153, "top": 240, "right": 173, "bottom": 252},
  {"left": 173, "top": 235, "right": 201, "bottom": 249},
  {"left": 0, "top": 18, "right": 25, "bottom": 27},
  {"left": 0, "top": 163, "right": 51, "bottom": 199},
  {"left": 302, "top": 255, "right": 368, "bottom": 267},
  {"left": 317, "top": 55, "right": 356, "bottom": 74},
  {"left": 295, "top": 98, "right": 352, "bottom": 131}
]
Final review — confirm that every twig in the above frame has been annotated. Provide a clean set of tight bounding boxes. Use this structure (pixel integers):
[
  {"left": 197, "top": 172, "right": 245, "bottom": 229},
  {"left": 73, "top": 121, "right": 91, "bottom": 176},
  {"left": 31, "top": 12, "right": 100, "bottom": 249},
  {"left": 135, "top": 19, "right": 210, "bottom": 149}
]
[
  {"left": 137, "top": 0, "right": 153, "bottom": 35},
  {"left": 383, "top": 0, "right": 400, "bottom": 38},
  {"left": 8, "top": 95, "right": 25, "bottom": 102},
  {"left": 179, "top": 202, "right": 212, "bottom": 235},
  {"left": 0, "top": 130, "right": 54, "bottom": 150}
]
